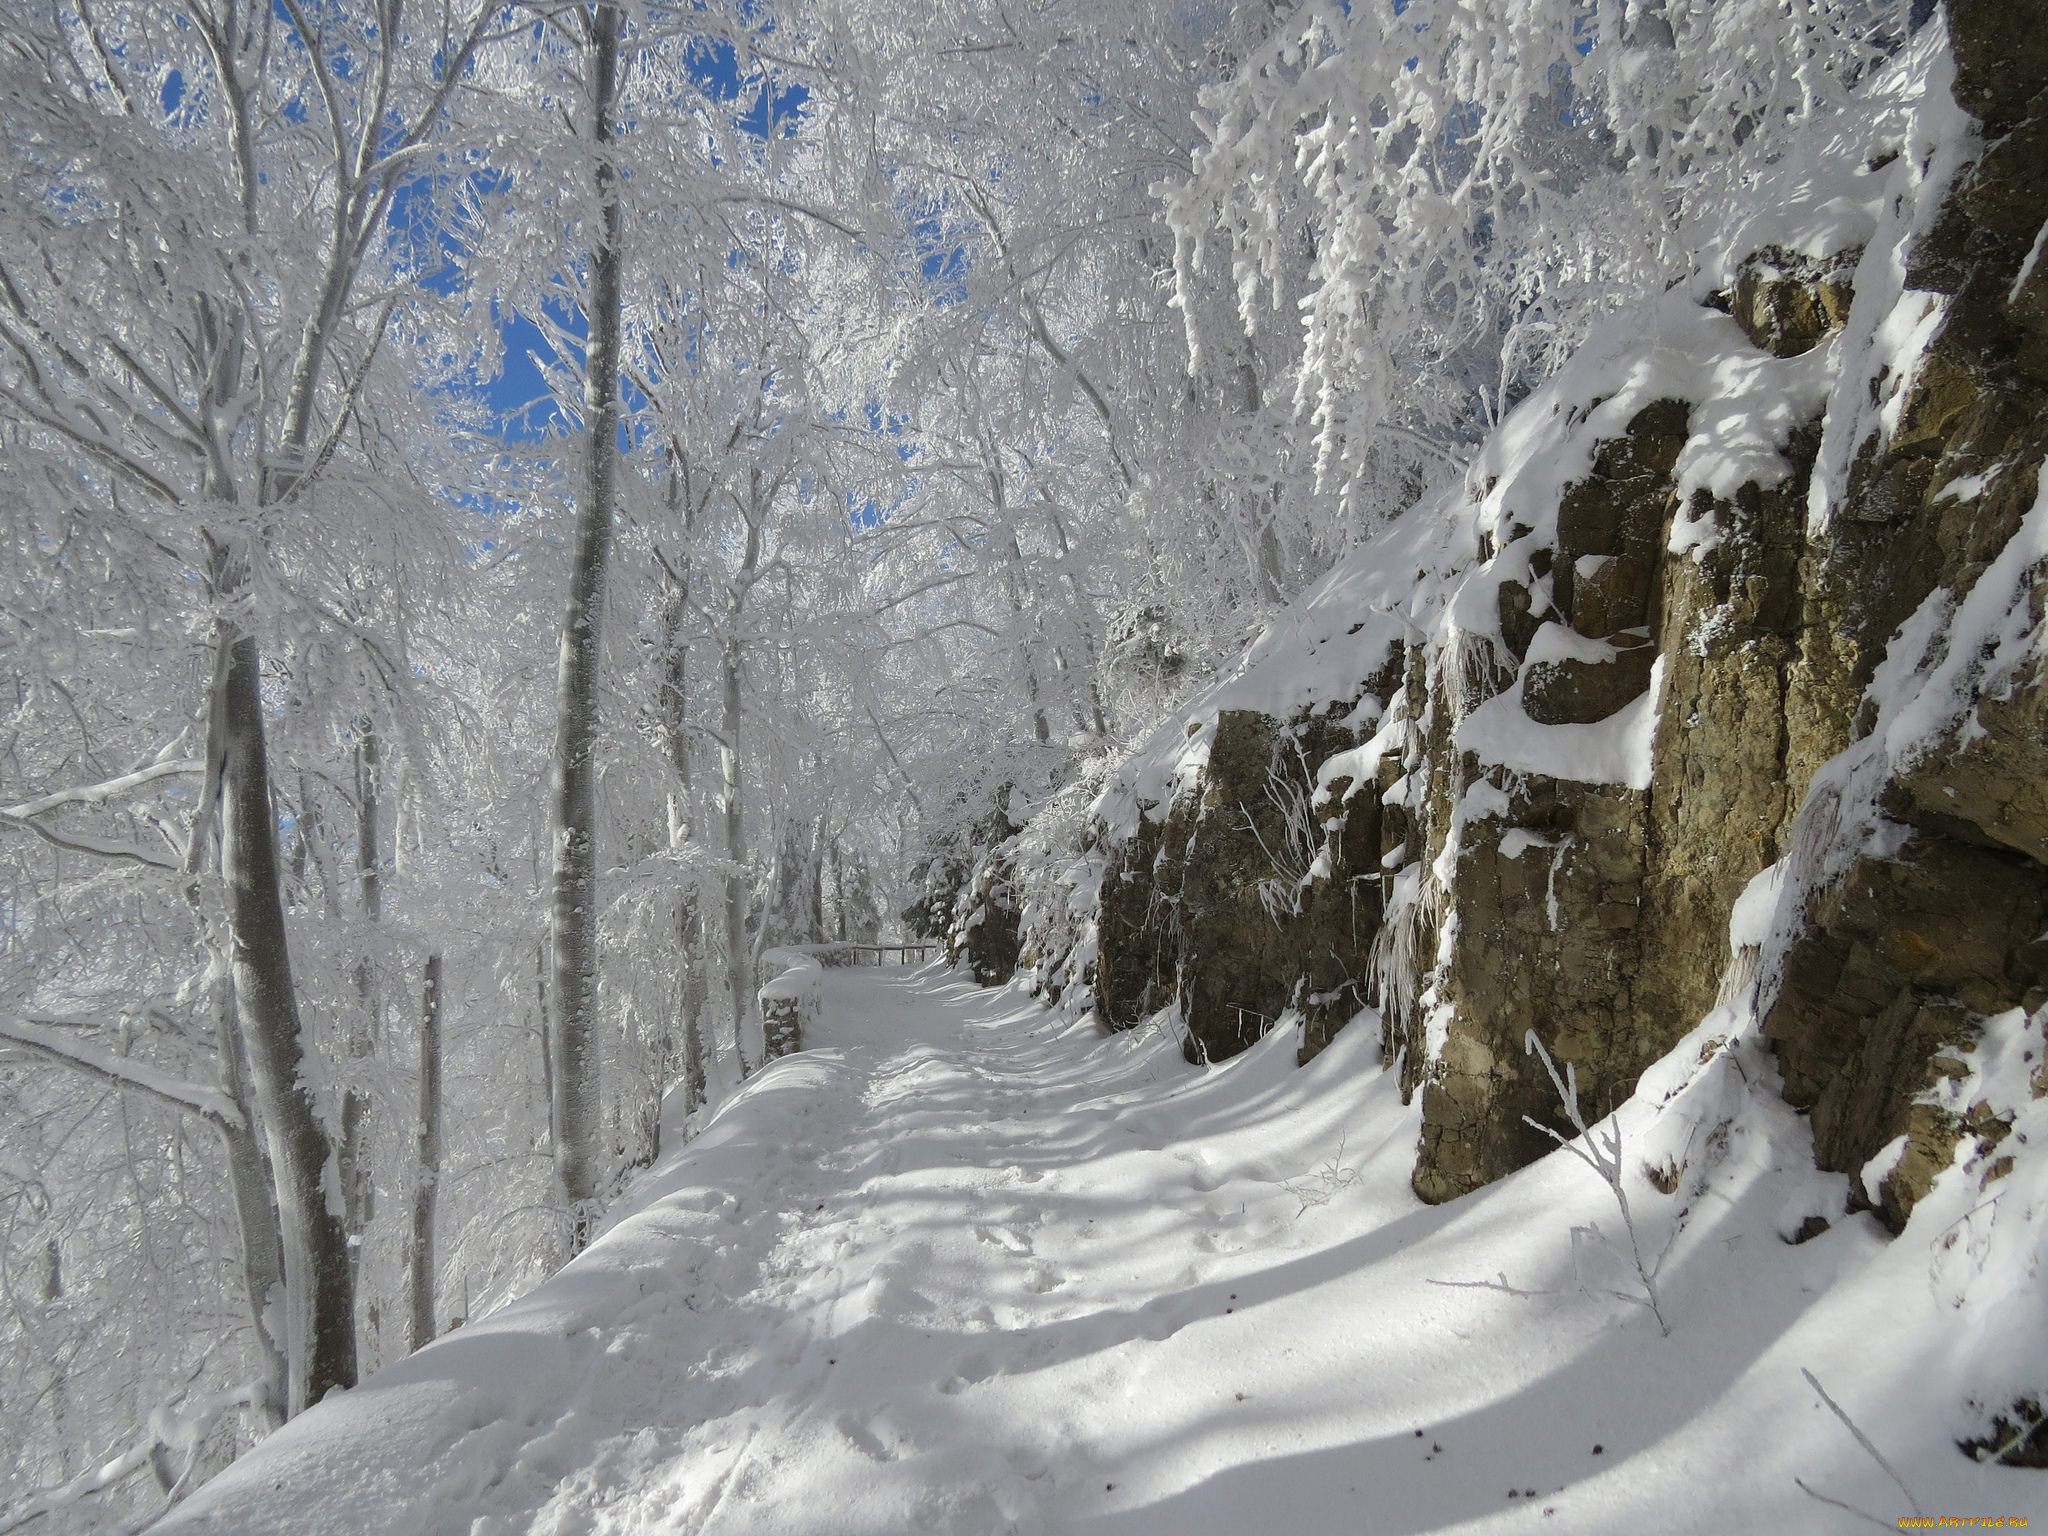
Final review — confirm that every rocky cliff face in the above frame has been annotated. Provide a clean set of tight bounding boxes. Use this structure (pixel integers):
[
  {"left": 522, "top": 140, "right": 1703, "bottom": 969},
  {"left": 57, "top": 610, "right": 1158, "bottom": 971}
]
[
  {"left": 948, "top": 853, "right": 1023, "bottom": 987},
  {"left": 972, "top": 5, "right": 2048, "bottom": 1274},
  {"left": 1755, "top": 0, "right": 2048, "bottom": 1233},
  {"left": 1094, "top": 704, "right": 1387, "bottom": 1063}
]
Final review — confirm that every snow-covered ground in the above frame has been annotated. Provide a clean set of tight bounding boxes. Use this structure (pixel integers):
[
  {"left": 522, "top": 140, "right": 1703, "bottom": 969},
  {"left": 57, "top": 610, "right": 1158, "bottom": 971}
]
[{"left": 163, "top": 966, "right": 2041, "bottom": 1534}]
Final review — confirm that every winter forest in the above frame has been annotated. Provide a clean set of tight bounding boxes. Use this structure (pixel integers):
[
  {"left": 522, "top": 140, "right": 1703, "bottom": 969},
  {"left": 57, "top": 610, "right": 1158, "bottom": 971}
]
[{"left": 5, "top": 0, "right": 2047, "bottom": 1530}]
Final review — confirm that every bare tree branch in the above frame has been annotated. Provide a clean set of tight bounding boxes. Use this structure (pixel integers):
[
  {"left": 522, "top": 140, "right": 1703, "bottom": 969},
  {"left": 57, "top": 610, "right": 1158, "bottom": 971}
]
[
  {"left": 3, "top": 758, "right": 204, "bottom": 820},
  {"left": 0, "top": 1018, "right": 244, "bottom": 1132},
  {"left": 0, "top": 809, "right": 183, "bottom": 871}
]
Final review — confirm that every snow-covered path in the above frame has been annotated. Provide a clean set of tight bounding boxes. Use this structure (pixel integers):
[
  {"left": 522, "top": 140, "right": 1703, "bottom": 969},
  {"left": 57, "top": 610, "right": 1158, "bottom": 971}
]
[{"left": 165, "top": 967, "right": 2039, "bottom": 1534}]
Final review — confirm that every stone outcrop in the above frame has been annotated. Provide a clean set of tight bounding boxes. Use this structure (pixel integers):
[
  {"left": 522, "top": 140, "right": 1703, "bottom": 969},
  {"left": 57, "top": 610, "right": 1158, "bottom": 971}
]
[
  {"left": 950, "top": 850, "right": 1023, "bottom": 987},
  {"left": 1721, "top": 246, "right": 1859, "bottom": 360},
  {"left": 1098, "top": 703, "right": 1390, "bottom": 1063},
  {"left": 1407, "top": 400, "right": 1823, "bottom": 1199},
  {"left": 1755, "top": 0, "right": 2048, "bottom": 1232},
  {"left": 1764, "top": 837, "right": 2047, "bottom": 1229}
]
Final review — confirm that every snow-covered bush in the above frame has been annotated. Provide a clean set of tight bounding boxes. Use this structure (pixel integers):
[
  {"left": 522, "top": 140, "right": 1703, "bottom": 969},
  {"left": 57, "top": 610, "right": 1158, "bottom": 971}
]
[{"left": 1004, "top": 755, "right": 1124, "bottom": 1019}]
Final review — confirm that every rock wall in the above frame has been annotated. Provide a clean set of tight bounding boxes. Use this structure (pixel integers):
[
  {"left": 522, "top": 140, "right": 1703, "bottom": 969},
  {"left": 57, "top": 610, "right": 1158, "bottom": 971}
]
[
  {"left": 1413, "top": 368, "right": 1824, "bottom": 1199},
  {"left": 1060, "top": 5, "right": 2048, "bottom": 1229},
  {"left": 1758, "top": 0, "right": 2048, "bottom": 1231},
  {"left": 949, "top": 851, "right": 1023, "bottom": 987},
  {"left": 1096, "top": 705, "right": 1387, "bottom": 1062}
]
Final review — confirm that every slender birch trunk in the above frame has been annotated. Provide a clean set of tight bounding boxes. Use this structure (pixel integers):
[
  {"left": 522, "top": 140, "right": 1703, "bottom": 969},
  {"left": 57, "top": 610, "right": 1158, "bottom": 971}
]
[
  {"left": 409, "top": 953, "right": 443, "bottom": 1353},
  {"left": 548, "top": 0, "right": 626, "bottom": 1248}
]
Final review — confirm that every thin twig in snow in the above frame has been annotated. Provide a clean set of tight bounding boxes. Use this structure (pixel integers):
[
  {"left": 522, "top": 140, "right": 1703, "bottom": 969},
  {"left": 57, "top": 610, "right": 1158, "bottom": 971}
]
[
  {"left": 1801, "top": 1368, "right": 1924, "bottom": 1517},
  {"left": 1424, "top": 1272, "right": 1557, "bottom": 1300},
  {"left": 1524, "top": 1030, "right": 1668, "bottom": 1335},
  {"left": 1790, "top": 1477, "right": 1900, "bottom": 1533}
]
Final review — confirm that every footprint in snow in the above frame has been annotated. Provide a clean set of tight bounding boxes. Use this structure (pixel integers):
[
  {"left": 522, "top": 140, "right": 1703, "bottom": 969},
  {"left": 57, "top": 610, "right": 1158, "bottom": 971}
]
[
  {"left": 1135, "top": 1296, "right": 1194, "bottom": 1340},
  {"left": 936, "top": 1353, "right": 996, "bottom": 1394},
  {"left": 836, "top": 1414, "right": 896, "bottom": 1463},
  {"left": 975, "top": 1223, "right": 1035, "bottom": 1257},
  {"left": 1006, "top": 1448, "right": 1054, "bottom": 1481},
  {"left": 863, "top": 1255, "right": 939, "bottom": 1318}
]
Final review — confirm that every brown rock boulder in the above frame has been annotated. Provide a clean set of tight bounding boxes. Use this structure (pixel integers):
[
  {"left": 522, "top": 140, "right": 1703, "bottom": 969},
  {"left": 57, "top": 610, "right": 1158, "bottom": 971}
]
[{"left": 1728, "top": 246, "right": 1858, "bottom": 358}]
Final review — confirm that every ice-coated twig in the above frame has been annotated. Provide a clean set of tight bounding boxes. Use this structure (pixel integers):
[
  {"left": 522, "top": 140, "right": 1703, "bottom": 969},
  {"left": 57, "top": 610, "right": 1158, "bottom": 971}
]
[
  {"left": 1424, "top": 1271, "right": 1557, "bottom": 1299},
  {"left": 1524, "top": 1030, "right": 1669, "bottom": 1335},
  {"left": 1282, "top": 1132, "right": 1361, "bottom": 1214},
  {"left": 0, "top": 1018, "right": 244, "bottom": 1132},
  {"left": 1790, "top": 1477, "right": 1900, "bottom": 1533},
  {"left": 1801, "top": 1368, "right": 1923, "bottom": 1517}
]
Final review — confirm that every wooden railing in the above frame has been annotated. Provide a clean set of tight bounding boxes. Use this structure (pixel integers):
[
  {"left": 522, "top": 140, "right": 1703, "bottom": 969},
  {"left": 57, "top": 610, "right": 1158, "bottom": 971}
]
[
  {"left": 839, "top": 942, "right": 937, "bottom": 966},
  {"left": 758, "top": 942, "right": 939, "bottom": 982}
]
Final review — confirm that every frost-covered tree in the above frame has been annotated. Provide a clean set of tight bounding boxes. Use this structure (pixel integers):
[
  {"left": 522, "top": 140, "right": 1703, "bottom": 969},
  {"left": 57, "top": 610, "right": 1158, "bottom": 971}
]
[
  {"left": 0, "top": 0, "right": 524, "bottom": 1514},
  {"left": 1167, "top": 0, "right": 1903, "bottom": 525},
  {"left": 544, "top": 0, "right": 630, "bottom": 1251}
]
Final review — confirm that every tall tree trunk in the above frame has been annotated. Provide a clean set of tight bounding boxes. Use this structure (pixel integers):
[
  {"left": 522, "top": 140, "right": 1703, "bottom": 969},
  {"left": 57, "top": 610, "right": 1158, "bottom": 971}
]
[
  {"left": 1037, "top": 494, "right": 1111, "bottom": 739},
  {"left": 355, "top": 722, "right": 383, "bottom": 922},
  {"left": 718, "top": 635, "right": 749, "bottom": 1077},
  {"left": 987, "top": 466, "right": 1049, "bottom": 746},
  {"left": 180, "top": 778, "right": 291, "bottom": 1428},
  {"left": 655, "top": 552, "right": 709, "bottom": 1116},
  {"left": 207, "top": 945, "right": 289, "bottom": 1429},
  {"left": 804, "top": 814, "right": 826, "bottom": 942},
  {"left": 289, "top": 772, "right": 312, "bottom": 895},
  {"left": 409, "top": 953, "right": 443, "bottom": 1353},
  {"left": 341, "top": 720, "right": 379, "bottom": 1286},
  {"left": 548, "top": 0, "right": 625, "bottom": 1249},
  {"left": 656, "top": 554, "right": 693, "bottom": 849},
  {"left": 678, "top": 911, "right": 707, "bottom": 1113},
  {"left": 216, "top": 627, "right": 357, "bottom": 1412},
  {"left": 831, "top": 837, "right": 847, "bottom": 943},
  {"left": 1235, "top": 356, "right": 1285, "bottom": 605},
  {"left": 536, "top": 936, "right": 555, "bottom": 1147}
]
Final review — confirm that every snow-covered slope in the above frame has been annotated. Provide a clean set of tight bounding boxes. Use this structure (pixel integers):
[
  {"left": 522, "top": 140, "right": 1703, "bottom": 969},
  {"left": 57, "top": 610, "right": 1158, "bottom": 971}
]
[{"left": 160, "top": 963, "right": 2042, "bottom": 1533}]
